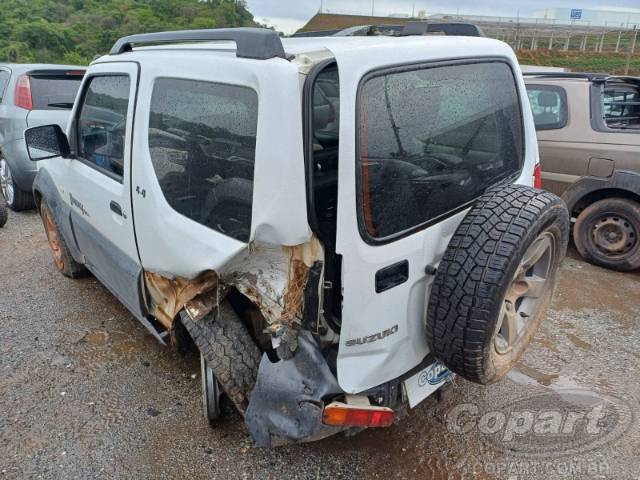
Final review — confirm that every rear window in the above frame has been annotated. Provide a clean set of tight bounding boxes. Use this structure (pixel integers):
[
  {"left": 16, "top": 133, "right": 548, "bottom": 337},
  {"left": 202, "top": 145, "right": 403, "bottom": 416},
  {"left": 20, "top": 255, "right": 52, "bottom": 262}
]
[
  {"left": 358, "top": 61, "right": 523, "bottom": 241},
  {"left": 603, "top": 84, "right": 640, "bottom": 130},
  {"left": 526, "top": 85, "right": 568, "bottom": 130},
  {"left": 148, "top": 78, "right": 258, "bottom": 243},
  {"left": 30, "top": 73, "right": 84, "bottom": 110}
]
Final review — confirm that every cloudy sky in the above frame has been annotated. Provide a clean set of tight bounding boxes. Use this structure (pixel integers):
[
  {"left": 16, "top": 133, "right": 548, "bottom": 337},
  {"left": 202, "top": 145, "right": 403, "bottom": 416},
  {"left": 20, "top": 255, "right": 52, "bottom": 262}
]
[{"left": 245, "top": 0, "right": 640, "bottom": 33}]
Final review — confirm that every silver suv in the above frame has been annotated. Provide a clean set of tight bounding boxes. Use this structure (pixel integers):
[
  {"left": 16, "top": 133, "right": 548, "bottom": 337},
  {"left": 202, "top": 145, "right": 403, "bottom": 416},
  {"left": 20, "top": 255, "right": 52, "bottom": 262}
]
[
  {"left": 0, "top": 64, "right": 85, "bottom": 210},
  {"left": 25, "top": 28, "right": 569, "bottom": 447}
]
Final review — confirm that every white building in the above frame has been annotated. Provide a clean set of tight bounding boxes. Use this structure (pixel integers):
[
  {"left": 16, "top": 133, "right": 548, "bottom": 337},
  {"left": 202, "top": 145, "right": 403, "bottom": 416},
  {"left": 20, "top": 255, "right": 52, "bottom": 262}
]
[{"left": 538, "top": 8, "right": 640, "bottom": 28}]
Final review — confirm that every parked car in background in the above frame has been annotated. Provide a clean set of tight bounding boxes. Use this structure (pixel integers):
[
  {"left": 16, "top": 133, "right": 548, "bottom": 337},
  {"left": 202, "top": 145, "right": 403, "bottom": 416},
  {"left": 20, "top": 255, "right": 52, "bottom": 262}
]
[
  {"left": 25, "top": 28, "right": 568, "bottom": 447},
  {"left": 524, "top": 73, "right": 640, "bottom": 271},
  {"left": 0, "top": 64, "right": 85, "bottom": 210},
  {"left": 0, "top": 190, "right": 7, "bottom": 227},
  {"left": 293, "top": 21, "right": 484, "bottom": 38}
]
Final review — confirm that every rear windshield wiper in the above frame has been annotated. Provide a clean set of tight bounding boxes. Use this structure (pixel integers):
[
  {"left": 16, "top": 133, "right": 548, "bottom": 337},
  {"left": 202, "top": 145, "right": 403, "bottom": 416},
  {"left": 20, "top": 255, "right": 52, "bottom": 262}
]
[{"left": 47, "top": 102, "right": 74, "bottom": 108}]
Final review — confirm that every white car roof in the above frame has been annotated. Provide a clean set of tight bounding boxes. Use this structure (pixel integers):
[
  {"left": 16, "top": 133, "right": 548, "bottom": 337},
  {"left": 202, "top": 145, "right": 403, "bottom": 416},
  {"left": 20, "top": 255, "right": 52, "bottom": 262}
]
[{"left": 94, "top": 35, "right": 514, "bottom": 67}]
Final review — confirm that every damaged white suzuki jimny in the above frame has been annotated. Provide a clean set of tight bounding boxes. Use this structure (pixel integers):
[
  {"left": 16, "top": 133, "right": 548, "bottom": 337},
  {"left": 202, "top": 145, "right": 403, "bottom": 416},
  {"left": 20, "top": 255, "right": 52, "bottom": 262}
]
[{"left": 25, "top": 28, "right": 569, "bottom": 447}]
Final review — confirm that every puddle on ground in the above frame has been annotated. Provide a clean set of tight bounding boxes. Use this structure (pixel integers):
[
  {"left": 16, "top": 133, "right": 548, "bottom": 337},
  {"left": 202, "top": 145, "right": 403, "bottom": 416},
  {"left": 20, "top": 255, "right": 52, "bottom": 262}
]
[
  {"left": 82, "top": 331, "right": 109, "bottom": 345},
  {"left": 511, "top": 363, "right": 559, "bottom": 386},
  {"left": 565, "top": 333, "right": 593, "bottom": 350}
]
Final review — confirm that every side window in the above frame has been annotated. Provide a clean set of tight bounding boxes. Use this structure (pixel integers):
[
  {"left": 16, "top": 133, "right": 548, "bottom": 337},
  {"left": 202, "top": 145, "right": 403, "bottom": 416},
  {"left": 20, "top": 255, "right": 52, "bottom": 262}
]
[
  {"left": 77, "top": 75, "right": 130, "bottom": 180},
  {"left": 148, "top": 78, "right": 258, "bottom": 243},
  {"left": 526, "top": 85, "right": 567, "bottom": 130},
  {"left": 0, "top": 70, "right": 10, "bottom": 102},
  {"left": 603, "top": 85, "right": 640, "bottom": 130},
  {"left": 358, "top": 61, "right": 523, "bottom": 241}
]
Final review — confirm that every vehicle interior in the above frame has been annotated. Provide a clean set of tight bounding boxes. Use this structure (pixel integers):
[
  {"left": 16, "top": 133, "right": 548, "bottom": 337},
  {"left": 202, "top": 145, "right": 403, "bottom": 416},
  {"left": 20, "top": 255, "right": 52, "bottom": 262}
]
[{"left": 603, "top": 80, "right": 640, "bottom": 130}]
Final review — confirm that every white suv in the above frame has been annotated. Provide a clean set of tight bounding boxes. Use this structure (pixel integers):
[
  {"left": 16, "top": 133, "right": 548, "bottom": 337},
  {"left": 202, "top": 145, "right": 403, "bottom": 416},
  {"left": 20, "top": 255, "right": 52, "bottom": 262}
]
[{"left": 25, "top": 28, "right": 569, "bottom": 447}]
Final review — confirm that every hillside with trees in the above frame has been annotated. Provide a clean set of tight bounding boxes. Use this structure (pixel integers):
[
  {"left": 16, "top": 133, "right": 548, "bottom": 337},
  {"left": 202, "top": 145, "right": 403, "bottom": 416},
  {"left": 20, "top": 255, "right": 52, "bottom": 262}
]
[{"left": 0, "top": 0, "right": 255, "bottom": 64}]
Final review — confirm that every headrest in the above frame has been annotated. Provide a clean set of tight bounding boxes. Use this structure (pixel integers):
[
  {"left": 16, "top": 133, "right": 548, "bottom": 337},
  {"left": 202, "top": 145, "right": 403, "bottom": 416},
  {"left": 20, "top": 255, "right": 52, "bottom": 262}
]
[{"left": 538, "top": 91, "right": 559, "bottom": 108}]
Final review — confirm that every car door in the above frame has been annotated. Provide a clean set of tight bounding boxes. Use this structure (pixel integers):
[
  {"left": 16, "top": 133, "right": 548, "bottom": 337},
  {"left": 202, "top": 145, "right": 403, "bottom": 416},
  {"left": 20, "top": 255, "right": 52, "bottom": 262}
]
[
  {"left": 63, "top": 63, "right": 143, "bottom": 317},
  {"left": 329, "top": 41, "right": 535, "bottom": 393},
  {"left": 525, "top": 82, "right": 586, "bottom": 197}
]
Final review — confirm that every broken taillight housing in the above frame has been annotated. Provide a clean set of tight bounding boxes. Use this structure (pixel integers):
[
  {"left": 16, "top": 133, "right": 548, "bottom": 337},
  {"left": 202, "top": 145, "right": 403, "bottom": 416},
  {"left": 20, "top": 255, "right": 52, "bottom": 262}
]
[
  {"left": 322, "top": 402, "right": 395, "bottom": 428},
  {"left": 533, "top": 163, "right": 542, "bottom": 189},
  {"left": 14, "top": 74, "right": 33, "bottom": 110}
]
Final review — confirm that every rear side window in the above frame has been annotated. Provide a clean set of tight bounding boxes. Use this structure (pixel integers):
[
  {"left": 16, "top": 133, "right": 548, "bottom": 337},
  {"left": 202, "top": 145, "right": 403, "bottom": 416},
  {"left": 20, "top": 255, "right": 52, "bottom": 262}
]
[
  {"left": 603, "top": 85, "right": 640, "bottom": 130},
  {"left": 77, "top": 75, "right": 130, "bottom": 180},
  {"left": 148, "top": 78, "right": 258, "bottom": 243},
  {"left": 526, "top": 85, "right": 567, "bottom": 130},
  {"left": 358, "top": 61, "right": 523, "bottom": 241},
  {"left": 30, "top": 74, "right": 84, "bottom": 110},
  {"left": 0, "top": 70, "right": 10, "bottom": 102}
]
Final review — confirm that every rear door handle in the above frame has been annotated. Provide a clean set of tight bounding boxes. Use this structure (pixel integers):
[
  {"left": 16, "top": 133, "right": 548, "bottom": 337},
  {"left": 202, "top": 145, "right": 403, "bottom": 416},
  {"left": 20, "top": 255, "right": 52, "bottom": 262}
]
[
  {"left": 110, "top": 201, "right": 123, "bottom": 216},
  {"left": 375, "top": 260, "right": 409, "bottom": 293}
]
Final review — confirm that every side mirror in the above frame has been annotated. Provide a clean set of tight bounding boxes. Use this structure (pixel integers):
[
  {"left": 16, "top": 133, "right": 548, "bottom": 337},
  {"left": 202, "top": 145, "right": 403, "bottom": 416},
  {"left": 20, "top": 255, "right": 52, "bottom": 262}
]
[{"left": 24, "top": 124, "right": 70, "bottom": 161}]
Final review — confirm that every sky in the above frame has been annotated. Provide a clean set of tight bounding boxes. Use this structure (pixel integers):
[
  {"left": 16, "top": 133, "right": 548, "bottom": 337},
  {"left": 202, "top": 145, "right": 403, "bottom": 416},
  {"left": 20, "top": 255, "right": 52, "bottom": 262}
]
[{"left": 245, "top": 0, "right": 640, "bottom": 33}]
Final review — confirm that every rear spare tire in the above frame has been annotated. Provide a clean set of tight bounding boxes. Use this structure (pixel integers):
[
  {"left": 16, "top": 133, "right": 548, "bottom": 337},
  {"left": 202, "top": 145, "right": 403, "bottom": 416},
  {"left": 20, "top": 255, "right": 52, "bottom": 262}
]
[{"left": 426, "top": 184, "right": 569, "bottom": 385}]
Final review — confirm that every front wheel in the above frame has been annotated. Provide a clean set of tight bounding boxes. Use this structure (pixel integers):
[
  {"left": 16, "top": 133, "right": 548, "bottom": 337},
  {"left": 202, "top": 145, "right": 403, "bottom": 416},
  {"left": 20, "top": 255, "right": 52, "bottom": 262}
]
[
  {"left": 426, "top": 184, "right": 570, "bottom": 385},
  {"left": 40, "top": 200, "right": 86, "bottom": 278},
  {"left": 574, "top": 198, "right": 640, "bottom": 271}
]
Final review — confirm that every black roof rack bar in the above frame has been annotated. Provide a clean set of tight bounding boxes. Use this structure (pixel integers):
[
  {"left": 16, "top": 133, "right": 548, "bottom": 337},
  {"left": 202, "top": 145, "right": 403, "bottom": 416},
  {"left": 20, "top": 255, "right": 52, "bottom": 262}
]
[
  {"left": 110, "top": 28, "right": 286, "bottom": 60},
  {"left": 522, "top": 72, "right": 609, "bottom": 82}
]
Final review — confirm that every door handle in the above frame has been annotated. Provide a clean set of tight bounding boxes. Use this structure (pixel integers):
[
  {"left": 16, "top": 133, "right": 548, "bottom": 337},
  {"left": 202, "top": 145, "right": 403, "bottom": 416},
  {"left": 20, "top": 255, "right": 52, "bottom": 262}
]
[
  {"left": 375, "top": 260, "right": 409, "bottom": 293},
  {"left": 110, "top": 201, "right": 123, "bottom": 216}
]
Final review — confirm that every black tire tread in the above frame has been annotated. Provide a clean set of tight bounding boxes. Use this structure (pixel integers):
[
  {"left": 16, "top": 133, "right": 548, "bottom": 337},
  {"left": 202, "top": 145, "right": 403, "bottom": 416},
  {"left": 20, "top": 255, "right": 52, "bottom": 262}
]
[
  {"left": 426, "top": 184, "right": 568, "bottom": 384},
  {"left": 0, "top": 195, "right": 7, "bottom": 227},
  {"left": 181, "top": 302, "right": 261, "bottom": 415}
]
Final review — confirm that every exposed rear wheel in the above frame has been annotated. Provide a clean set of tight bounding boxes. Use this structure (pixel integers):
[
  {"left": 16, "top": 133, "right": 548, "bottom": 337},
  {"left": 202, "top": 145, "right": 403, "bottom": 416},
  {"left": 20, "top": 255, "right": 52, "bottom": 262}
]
[
  {"left": 574, "top": 198, "right": 640, "bottom": 271},
  {"left": 201, "top": 353, "right": 224, "bottom": 425},
  {"left": 426, "top": 184, "right": 569, "bottom": 385},
  {"left": 181, "top": 301, "right": 261, "bottom": 419}
]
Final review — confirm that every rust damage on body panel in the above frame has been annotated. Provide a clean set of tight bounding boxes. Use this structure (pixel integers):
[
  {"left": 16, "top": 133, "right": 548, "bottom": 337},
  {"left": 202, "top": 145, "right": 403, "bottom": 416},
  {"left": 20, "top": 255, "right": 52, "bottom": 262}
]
[
  {"left": 143, "top": 236, "right": 324, "bottom": 340},
  {"left": 144, "top": 270, "right": 218, "bottom": 329}
]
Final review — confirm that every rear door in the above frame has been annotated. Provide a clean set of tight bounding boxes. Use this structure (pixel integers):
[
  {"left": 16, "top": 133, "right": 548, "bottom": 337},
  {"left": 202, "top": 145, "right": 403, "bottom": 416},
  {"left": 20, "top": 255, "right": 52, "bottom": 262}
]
[
  {"left": 62, "top": 62, "right": 143, "bottom": 317},
  {"left": 330, "top": 40, "right": 532, "bottom": 393}
]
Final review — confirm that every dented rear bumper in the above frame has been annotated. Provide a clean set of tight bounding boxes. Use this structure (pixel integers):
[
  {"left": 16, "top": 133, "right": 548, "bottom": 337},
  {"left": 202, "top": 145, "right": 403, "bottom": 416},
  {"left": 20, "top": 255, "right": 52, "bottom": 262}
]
[{"left": 244, "top": 331, "right": 345, "bottom": 447}]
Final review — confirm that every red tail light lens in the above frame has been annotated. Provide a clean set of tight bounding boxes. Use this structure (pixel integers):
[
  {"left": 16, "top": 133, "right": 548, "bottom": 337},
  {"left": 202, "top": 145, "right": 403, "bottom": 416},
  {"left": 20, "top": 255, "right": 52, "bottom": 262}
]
[
  {"left": 533, "top": 163, "right": 542, "bottom": 189},
  {"left": 322, "top": 403, "right": 395, "bottom": 428},
  {"left": 14, "top": 74, "right": 33, "bottom": 110}
]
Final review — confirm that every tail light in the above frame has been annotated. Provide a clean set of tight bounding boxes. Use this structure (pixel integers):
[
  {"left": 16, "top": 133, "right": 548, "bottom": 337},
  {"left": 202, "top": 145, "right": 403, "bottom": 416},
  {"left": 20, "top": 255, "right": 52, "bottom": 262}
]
[
  {"left": 322, "top": 402, "right": 395, "bottom": 428},
  {"left": 533, "top": 163, "right": 542, "bottom": 189},
  {"left": 14, "top": 74, "right": 33, "bottom": 110}
]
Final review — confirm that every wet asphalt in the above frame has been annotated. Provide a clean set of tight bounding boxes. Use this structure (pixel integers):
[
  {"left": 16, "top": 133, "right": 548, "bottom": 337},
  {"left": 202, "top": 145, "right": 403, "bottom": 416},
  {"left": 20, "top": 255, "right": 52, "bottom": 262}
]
[{"left": 1, "top": 210, "right": 639, "bottom": 479}]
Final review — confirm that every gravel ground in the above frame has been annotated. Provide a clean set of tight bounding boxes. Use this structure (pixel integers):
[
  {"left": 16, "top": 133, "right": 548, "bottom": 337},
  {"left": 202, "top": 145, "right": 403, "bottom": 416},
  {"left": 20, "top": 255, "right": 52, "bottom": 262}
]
[{"left": 1, "top": 210, "right": 639, "bottom": 480}]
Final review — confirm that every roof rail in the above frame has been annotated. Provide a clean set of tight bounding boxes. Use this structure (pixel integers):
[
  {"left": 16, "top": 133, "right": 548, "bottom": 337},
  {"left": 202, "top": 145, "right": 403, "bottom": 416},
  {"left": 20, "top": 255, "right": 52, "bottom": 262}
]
[
  {"left": 110, "top": 28, "right": 286, "bottom": 60},
  {"left": 522, "top": 72, "right": 609, "bottom": 82}
]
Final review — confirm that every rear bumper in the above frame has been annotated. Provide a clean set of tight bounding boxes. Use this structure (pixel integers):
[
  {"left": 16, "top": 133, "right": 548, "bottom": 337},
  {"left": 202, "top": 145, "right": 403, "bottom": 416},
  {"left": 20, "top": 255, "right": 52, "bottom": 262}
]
[
  {"left": 244, "top": 331, "right": 438, "bottom": 447},
  {"left": 1, "top": 138, "right": 36, "bottom": 191}
]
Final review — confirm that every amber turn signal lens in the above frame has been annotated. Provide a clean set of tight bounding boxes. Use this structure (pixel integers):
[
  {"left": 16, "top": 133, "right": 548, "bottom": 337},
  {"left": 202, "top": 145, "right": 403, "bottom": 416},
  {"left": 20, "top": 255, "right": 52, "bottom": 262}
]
[{"left": 322, "top": 403, "right": 394, "bottom": 428}]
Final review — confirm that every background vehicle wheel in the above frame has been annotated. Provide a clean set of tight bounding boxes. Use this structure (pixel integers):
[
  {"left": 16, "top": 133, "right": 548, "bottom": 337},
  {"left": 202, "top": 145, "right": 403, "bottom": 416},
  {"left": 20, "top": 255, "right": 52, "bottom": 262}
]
[
  {"left": 0, "top": 194, "right": 7, "bottom": 227},
  {"left": 181, "top": 301, "right": 261, "bottom": 418},
  {"left": 201, "top": 353, "right": 224, "bottom": 425},
  {"left": 426, "top": 184, "right": 569, "bottom": 385},
  {"left": 40, "top": 200, "right": 86, "bottom": 278},
  {"left": 0, "top": 157, "right": 34, "bottom": 211},
  {"left": 574, "top": 198, "right": 640, "bottom": 271}
]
